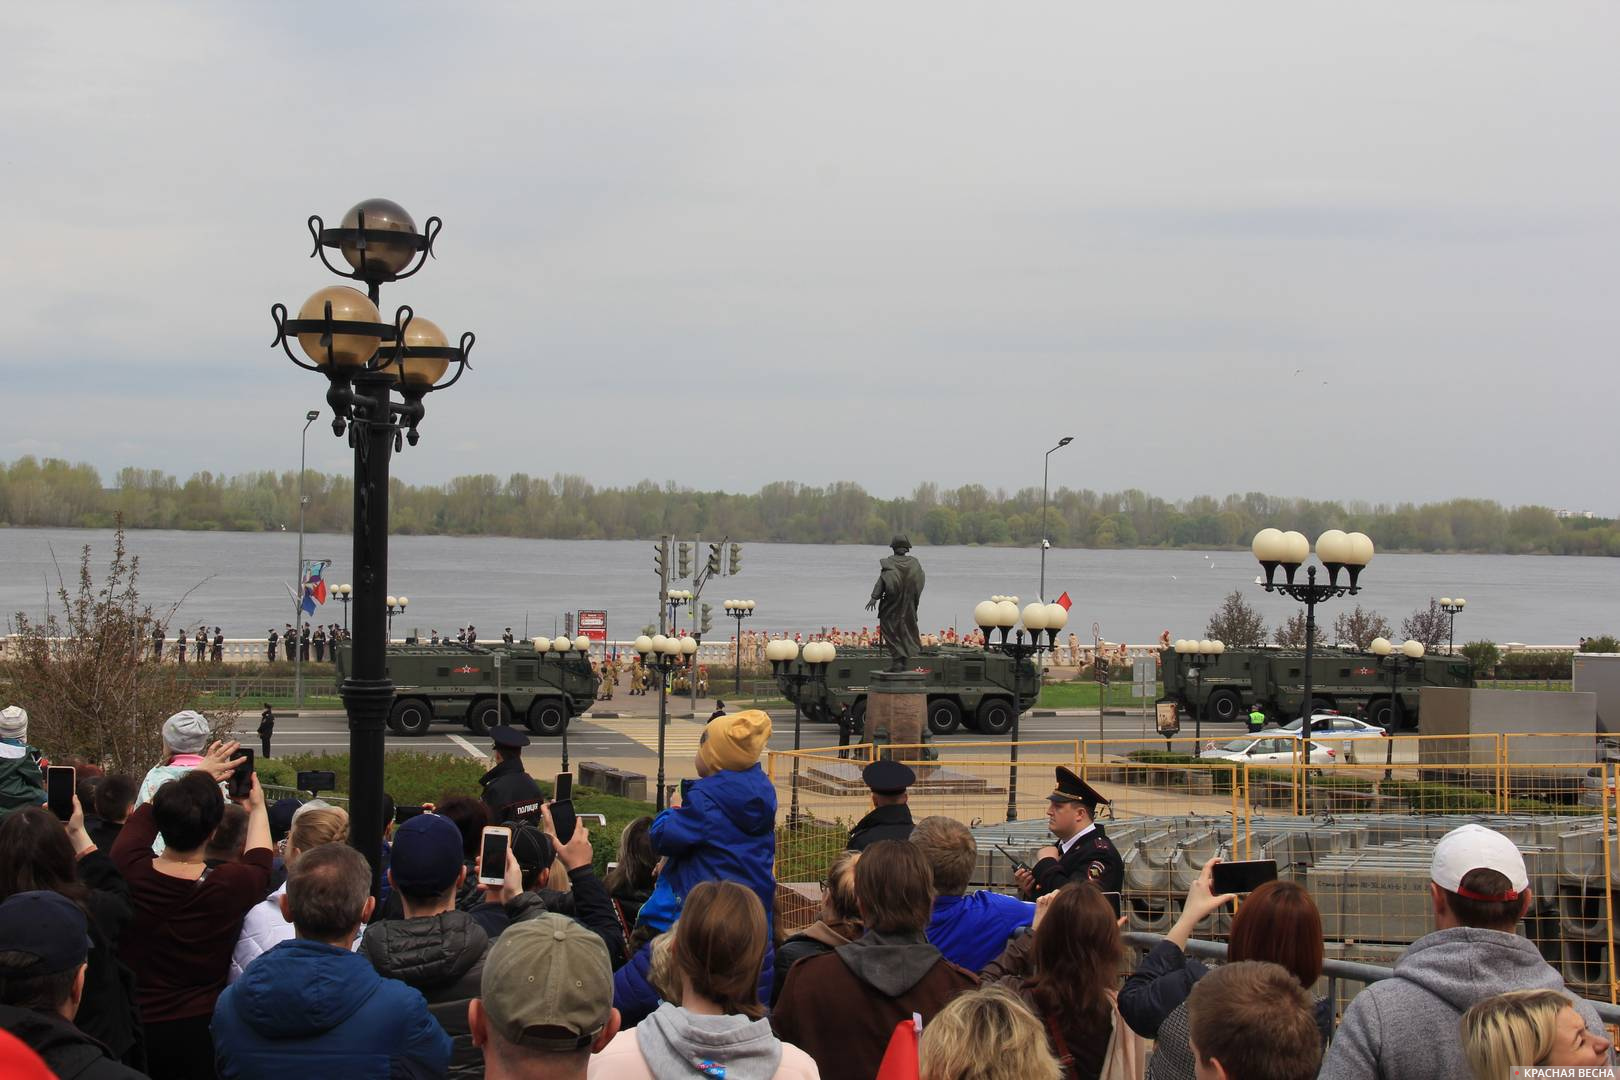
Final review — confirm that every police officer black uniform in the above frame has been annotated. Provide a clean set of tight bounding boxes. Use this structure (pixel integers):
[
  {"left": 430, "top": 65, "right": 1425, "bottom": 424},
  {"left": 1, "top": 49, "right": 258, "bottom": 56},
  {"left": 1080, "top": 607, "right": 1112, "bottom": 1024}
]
[
  {"left": 1022, "top": 766, "right": 1124, "bottom": 914},
  {"left": 479, "top": 726, "right": 544, "bottom": 824},
  {"left": 267, "top": 629, "right": 279, "bottom": 663},
  {"left": 258, "top": 704, "right": 275, "bottom": 759},
  {"left": 846, "top": 759, "right": 917, "bottom": 850}
]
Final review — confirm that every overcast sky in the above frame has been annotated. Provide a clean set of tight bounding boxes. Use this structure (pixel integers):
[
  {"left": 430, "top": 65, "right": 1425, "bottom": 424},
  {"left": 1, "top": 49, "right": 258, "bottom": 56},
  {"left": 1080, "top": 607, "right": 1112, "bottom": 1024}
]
[{"left": 3, "top": 3, "right": 1615, "bottom": 510}]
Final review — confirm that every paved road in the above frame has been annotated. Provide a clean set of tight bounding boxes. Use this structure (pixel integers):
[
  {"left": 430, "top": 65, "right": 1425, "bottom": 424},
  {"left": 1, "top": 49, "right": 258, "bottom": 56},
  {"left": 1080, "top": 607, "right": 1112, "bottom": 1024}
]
[{"left": 232, "top": 708, "right": 1251, "bottom": 769}]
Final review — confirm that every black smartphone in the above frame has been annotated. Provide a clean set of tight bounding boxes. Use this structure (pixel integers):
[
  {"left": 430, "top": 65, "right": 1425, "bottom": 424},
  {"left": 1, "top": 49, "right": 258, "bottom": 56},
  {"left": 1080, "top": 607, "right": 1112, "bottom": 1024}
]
[
  {"left": 228, "top": 748, "right": 254, "bottom": 800},
  {"left": 394, "top": 805, "right": 425, "bottom": 825},
  {"left": 551, "top": 772, "right": 577, "bottom": 845},
  {"left": 478, "top": 826, "right": 512, "bottom": 886},
  {"left": 995, "top": 844, "right": 1030, "bottom": 873},
  {"left": 1211, "top": 859, "right": 1279, "bottom": 895},
  {"left": 296, "top": 770, "right": 337, "bottom": 794},
  {"left": 46, "top": 766, "right": 76, "bottom": 822}
]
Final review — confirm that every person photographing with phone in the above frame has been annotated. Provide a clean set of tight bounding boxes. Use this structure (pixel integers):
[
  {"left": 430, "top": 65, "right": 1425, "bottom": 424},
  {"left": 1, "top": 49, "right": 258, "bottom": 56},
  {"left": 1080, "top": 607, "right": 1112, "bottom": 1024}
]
[{"left": 1013, "top": 767, "right": 1124, "bottom": 915}]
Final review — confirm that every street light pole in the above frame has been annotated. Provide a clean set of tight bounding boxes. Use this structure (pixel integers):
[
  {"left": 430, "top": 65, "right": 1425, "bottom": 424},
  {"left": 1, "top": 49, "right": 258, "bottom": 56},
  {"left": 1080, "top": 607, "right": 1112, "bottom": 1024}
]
[
  {"left": 1174, "top": 639, "right": 1225, "bottom": 749},
  {"left": 1371, "top": 637, "right": 1424, "bottom": 779},
  {"left": 975, "top": 599, "right": 1066, "bottom": 822},
  {"left": 725, "top": 600, "right": 755, "bottom": 693},
  {"left": 294, "top": 409, "right": 319, "bottom": 708},
  {"left": 770, "top": 640, "right": 835, "bottom": 823},
  {"left": 1038, "top": 436, "right": 1074, "bottom": 602},
  {"left": 1439, "top": 598, "right": 1466, "bottom": 655}
]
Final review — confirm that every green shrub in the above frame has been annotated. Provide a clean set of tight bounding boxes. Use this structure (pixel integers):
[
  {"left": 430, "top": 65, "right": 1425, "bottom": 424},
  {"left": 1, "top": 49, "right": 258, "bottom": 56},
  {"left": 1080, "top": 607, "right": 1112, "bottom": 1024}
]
[
  {"left": 1460, "top": 641, "right": 1501, "bottom": 677},
  {"left": 1496, "top": 651, "right": 1573, "bottom": 681},
  {"left": 1580, "top": 635, "right": 1620, "bottom": 654}
]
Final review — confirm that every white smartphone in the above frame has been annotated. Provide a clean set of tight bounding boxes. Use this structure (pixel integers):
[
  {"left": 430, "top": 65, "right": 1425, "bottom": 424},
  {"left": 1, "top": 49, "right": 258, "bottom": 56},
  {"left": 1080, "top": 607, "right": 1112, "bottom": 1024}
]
[{"left": 478, "top": 826, "right": 512, "bottom": 887}]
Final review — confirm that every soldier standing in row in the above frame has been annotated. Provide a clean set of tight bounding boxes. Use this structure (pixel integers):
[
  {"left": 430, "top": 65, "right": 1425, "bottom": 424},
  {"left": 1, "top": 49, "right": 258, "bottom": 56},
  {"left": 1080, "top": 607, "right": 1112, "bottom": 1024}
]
[
  {"left": 466, "top": 625, "right": 478, "bottom": 645},
  {"left": 194, "top": 626, "right": 208, "bottom": 663},
  {"left": 176, "top": 629, "right": 188, "bottom": 665},
  {"left": 313, "top": 626, "right": 327, "bottom": 663},
  {"left": 283, "top": 625, "right": 296, "bottom": 661},
  {"left": 210, "top": 627, "right": 224, "bottom": 663},
  {"left": 266, "top": 628, "right": 279, "bottom": 662},
  {"left": 300, "top": 625, "right": 311, "bottom": 661},
  {"left": 502, "top": 627, "right": 515, "bottom": 644},
  {"left": 151, "top": 625, "right": 164, "bottom": 661}
]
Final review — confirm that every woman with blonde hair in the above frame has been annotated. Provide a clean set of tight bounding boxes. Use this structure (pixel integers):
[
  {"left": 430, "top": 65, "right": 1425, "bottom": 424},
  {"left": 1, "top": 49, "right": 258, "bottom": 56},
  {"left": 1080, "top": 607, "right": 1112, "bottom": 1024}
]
[
  {"left": 921, "top": 985, "right": 1062, "bottom": 1080},
  {"left": 592, "top": 880, "right": 818, "bottom": 1078},
  {"left": 772, "top": 849, "right": 862, "bottom": 1005},
  {"left": 1462, "top": 988, "right": 1611, "bottom": 1078},
  {"left": 229, "top": 804, "right": 350, "bottom": 981}
]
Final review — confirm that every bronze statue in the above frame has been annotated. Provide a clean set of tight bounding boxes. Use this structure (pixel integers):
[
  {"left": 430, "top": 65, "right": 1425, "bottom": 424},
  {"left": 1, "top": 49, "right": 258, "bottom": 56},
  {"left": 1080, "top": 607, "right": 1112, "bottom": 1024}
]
[{"left": 867, "top": 535, "right": 925, "bottom": 671}]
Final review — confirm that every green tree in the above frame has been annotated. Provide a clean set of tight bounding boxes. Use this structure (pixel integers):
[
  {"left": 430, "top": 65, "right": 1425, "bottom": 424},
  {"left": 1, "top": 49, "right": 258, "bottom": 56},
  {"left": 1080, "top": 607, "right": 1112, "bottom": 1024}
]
[
  {"left": 1460, "top": 640, "right": 1501, "bottom": 676},
  {"left": 1205, "top": 591, "right": 1267, "bottom": 647},
  {"left": 920, "top": 507, "right": 959, "bottom": 545},
  {"left": 1580, "top": 635, "right": 1620, "bottom": 654}
]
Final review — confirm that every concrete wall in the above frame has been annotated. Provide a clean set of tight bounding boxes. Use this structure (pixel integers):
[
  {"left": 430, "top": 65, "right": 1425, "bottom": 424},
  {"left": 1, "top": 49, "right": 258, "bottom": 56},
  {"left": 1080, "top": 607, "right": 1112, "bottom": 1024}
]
[
  {"left": 1573, "top": 654, "right": 1620, "bottom": 735},
  {"left": 1420, "top": 686, "right": 1598, "bottom": 766}
]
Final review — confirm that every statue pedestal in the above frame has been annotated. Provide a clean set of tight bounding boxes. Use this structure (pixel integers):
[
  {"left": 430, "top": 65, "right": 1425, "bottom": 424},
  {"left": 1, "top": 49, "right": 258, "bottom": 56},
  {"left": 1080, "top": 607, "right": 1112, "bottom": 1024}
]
[{"left": 865, "top": 671, "right": 937, "bottom": 763}]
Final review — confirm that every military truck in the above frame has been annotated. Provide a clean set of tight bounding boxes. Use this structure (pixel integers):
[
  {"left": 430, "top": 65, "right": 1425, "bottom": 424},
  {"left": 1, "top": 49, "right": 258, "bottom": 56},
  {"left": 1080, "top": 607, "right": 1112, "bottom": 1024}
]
[
  {"left": 1160, "top": 645, "right": 1474, "bottom": 729},
  {"left": 776, "top": 645, "right": 1040, "bottom": 736},
  {"left": 333, "top": 642, "right": 599, "bottom": 737}
]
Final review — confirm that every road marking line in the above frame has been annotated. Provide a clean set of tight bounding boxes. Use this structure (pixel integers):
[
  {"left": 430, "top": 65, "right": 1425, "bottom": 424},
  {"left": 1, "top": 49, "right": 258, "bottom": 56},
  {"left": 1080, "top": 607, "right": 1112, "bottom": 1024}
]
[{"left": 447, "top": 733, "right": 488, "bottom": 762}]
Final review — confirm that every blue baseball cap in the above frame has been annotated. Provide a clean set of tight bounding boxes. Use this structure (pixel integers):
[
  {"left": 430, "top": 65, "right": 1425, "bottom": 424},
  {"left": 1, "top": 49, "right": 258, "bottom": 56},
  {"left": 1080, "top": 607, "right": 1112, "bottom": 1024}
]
[
  {"left": 389, "top": 813, "right": 465, "bottom": 895},
  {"left": 0, "top": 892, "right": 91, "bottom": 976}
]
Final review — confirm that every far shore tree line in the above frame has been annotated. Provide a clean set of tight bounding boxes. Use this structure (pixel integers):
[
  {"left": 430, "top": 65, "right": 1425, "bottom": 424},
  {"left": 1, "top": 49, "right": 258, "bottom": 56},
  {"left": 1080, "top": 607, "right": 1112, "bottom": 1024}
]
[{"left": 1, "top": 454, "right": 1616, "bottom": 556}]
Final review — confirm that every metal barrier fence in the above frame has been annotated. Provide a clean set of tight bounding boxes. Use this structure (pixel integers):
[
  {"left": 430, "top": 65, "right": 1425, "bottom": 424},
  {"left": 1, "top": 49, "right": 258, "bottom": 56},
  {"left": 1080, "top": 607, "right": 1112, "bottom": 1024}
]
[{"left": 768, "top": 733, "right": 1620, "bottom": 1006}]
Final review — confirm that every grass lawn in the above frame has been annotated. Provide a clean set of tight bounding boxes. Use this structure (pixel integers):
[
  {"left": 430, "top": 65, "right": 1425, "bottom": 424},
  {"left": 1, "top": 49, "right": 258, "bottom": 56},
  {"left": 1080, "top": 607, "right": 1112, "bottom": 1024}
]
[{"left": 1037, "top": 682, "right": 1162, "bottom": 709}]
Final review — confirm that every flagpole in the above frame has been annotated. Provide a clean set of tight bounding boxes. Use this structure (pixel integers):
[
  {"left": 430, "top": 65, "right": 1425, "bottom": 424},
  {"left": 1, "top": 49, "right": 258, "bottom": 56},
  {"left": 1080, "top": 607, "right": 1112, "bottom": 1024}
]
[{"left": 294, "top": 410, "right": 318, "bottom": 708}]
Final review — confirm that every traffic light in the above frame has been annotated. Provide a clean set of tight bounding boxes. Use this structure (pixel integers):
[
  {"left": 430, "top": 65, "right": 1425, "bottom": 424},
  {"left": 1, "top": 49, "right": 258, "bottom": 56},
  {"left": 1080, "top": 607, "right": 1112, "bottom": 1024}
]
[
  {"left": 729, "top": 542, "right": 742, "bottom": 574},
  {"left": 706, "top": 542, "right": 722, "bottom": 578},
  {"left": 700, "top": 603, "right": 714, "bottom": 635},
  {"left": 652, "top": 542, "right": 667, "bottom": 581},
  {"left": 677, "top": 542, "right": 692, "bottom": 579}
]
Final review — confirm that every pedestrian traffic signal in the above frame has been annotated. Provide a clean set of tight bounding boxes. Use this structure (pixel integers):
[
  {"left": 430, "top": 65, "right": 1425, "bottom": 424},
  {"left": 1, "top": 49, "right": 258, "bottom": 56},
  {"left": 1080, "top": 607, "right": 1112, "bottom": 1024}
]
[
  {"left": 729, "top": 542, "right": 742, "bottom": 574},
  {"left": 701, "top": 603, "right": 714, "bottom": 634},
  {"left": 677, "top": 542, "right": 692, "bottom": 578},
  {"left": 707, "top": 542, "right": 723, "bottom": 578},
  {"left": 653, "top": 542, "right": 667, "bottom": 581}
]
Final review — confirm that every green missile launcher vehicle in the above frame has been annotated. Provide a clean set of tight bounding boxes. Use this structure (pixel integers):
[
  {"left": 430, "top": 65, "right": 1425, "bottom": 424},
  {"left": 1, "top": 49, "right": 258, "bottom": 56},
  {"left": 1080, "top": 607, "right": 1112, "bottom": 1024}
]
[
  {"left": 776, "top": 644, "right": 1041, "bottom": 737},
  {"left": 1160, "top": 645, "right": 1473, "bottom": 729},
  {"left": 334, "top": 641, "right": 600, "bottom": 737}
]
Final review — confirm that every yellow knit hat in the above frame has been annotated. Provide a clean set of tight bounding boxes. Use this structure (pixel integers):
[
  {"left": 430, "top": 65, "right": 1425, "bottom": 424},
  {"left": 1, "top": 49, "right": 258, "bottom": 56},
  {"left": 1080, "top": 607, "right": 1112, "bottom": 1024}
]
[{"left": 697, "top": 709, "right": 772, "bottom": 772}]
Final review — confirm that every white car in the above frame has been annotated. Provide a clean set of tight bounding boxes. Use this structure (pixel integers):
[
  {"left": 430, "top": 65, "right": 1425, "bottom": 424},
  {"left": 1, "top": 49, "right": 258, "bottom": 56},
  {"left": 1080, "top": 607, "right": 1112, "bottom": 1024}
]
[
  {"left": 1280, "top": 714, "right": 1389, "bottom": 740},
  {"left": 1199, "top": 734, "right": 1337, "bottom": 765}
]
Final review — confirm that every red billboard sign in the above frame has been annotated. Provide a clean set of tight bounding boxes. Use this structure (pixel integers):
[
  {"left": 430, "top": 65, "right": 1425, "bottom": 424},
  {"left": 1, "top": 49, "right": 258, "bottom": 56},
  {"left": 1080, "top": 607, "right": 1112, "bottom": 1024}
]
[{"left": 576, "top": 610, "right": 607, "bottom": 643}]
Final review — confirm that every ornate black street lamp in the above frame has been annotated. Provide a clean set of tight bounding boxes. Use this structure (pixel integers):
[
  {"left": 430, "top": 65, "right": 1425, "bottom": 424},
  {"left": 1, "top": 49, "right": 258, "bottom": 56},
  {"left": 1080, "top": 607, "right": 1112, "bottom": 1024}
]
[
  {"left": 768, "top": 639, "right": 836, "bottom": 822},
  {"left": 272, "top": 197, "right": 473, "bottom": 891},
  {"left": 724, "top": 599, "right": 755, "bottom": 692},
  {"left": 1173, "top": 638, "right": 1225, "bottom": 748},
  {"left": 1252, "top": 528, "right": 1374, "bottom": 728},
  {"left": 336, "top": 583, "right": 352, "bottom": 633},
  {"left": 634, "top": 634, "right": 695, "bottom": 809},
  {"left": 534, "top": 635, "right": 591, "bottom": 770},
  {"left": 385, "top": 596, "right": 409, "bottom": 640},
  {"left": 1369, "top": 637, "right": 1424, "bottom": 778},
  {"left": 1439, "top": 598, "right": 1467, "bottom": 655},
  {"left": 975, "top": 598, "right": 1068, "bottom": 821}
]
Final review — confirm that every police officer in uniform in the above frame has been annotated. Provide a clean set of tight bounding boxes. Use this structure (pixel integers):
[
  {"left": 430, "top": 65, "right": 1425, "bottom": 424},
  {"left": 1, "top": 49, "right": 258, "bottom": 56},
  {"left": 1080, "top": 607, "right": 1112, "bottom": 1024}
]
[
  {"left": 176, "top": 629, "right": 187, "bottom": 665},
  {"left": 210, "top": 627, "right": 224, "bottom": 663},
  {"left": 846, "top": 760, "right": 916, "bottom": 850},
  {"left": 151, "top": 625, "right": 164, "bottom": 660},
  {"left": 1247, "top": 704, "right": 1266, "bottom": 735},
  {"left": 1014, "top": 766, "right": 1124, "bottom": 914},
  {"left": 258, "top": 704, "right": 275, "bottom": 758},
  {"left": 266, "top": 628, "right": 279, "bottom": 662},
  {"left": 479, "top": 726, "right": 544, "bottom": 824}
]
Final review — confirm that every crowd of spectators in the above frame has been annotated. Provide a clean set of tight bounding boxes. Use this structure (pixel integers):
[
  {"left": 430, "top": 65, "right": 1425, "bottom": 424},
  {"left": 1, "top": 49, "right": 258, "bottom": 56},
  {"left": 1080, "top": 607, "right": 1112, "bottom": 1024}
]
[{"left": 2, "top": 699, "right": 1617, "bottom": 1079}]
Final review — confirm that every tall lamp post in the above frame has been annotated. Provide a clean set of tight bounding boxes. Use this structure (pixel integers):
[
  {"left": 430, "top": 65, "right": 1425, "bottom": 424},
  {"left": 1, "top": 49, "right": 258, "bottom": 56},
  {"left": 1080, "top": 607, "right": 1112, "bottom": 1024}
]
[
  {"left": 1439, "top": 598, "right": 1466, "bottom": 655},
  {"left": 975, "top": 598, "right": 1067, "bottom": 821},
  {"left": 634, "top": 634, "right": 689, "bottom": 809},
  {"left": 272, "top": 196, "right": 474, "bottom": 892},
  {"left": 1252, "top": 528, "right": 1374, "bottom": 728},
  {"left": 537, "top": 635, "right": 592, "bottom": 771},
  {"left": 724, "top": 600, "right": 755, "bottom": 692},
  {"left": 385, "top": 596, "right": 409, "bottom": 640},
  {"left": 294, "top": 409, "right": 321, "bottom": 707},
  {"left": 1369, "top": 637, "right": 1424, "bottom": 778},
  {"left": 336, "top": 583, "right": 352, "bottom": 633},
  {"left": 1038, "top": 436, "right": 1075, "bottom": 602},
  {"left": 1173, "top": 638, "right": 1225, "bottom": 748},
  {"left": 769, "top": 639, "right": 836, "bottom": 822}
]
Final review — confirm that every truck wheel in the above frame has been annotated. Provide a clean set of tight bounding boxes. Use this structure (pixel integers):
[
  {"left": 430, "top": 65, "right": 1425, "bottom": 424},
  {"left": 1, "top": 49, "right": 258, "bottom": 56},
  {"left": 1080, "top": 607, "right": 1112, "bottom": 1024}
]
[
  {"left": 976, "top": 697, "right": 1016, "bottom": 736},
  {"left": 391, "top": 697, "right": 433, "bottom": 737},
  {"left": 1365, "top": 697, "right": 1396, "bottom": 730},
  {"left": 927, "top": 698, "right": 963, "bottom": 735},
  {"left": 527, "top": 698, "right": 568, "bottom": 737},
  {"left": 1206, "top": 689, "right": 1242, "bottom": 723},
  {"left": 466, "top": 697, "right": 509, "bottom": 736}
]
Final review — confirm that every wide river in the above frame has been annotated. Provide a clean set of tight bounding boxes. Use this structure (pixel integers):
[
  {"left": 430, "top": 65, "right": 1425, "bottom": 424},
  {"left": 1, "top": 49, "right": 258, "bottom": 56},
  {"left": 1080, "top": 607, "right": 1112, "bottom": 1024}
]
[{"left": 1, "top": 527, "right": 1612, "bottom": 645}]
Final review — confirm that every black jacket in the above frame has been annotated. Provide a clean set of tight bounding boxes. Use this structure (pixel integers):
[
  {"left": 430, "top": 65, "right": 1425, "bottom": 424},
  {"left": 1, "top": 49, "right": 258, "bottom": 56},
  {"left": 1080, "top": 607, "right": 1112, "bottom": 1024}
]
[
  {"left": 500, "top": 865, "right": 627, "bottom": 966},
  {"left": 846, "top": 803, "right": 914, "bottom": 850},
  {"left": 0, "top": 1005, "right": 148, "bottom": 1080},
  {"left": 74, "top": 850, "right": 144, "bottom": 1069},
  {"left": 1029, "top": 824, "right": 1124, "bottom": 914},
  {"left": 1118, "top": 938, "right": 1209, "bottom": 1039},
  {"left": 478, "top": 755, "right": 543, "bottom": 823},
  {"left": 359, "top": 910, "right": 488, "bottom": 1080}
]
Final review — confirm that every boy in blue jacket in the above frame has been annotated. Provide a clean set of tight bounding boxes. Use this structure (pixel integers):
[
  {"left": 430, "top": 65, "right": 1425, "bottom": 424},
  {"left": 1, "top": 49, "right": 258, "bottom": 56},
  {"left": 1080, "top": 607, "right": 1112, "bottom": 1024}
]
[{"left": 617, "top": 710, "right": 777, "bottom": 1023}]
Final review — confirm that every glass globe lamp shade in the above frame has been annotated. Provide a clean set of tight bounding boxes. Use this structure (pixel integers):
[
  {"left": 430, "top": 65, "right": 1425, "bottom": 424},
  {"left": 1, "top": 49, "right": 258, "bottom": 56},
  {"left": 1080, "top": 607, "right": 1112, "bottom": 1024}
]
[
  {"left": 533, "top": 636, "right": 551, "bottom": 652},
  {"left": 680, "top": 637, "right": 698, "bottom": 656},
  {"left": 632, "top": 635, "right": 653, "bottom": 655},
  {"left": 384, "top": 315, "right": 451, "bottom": 388},
  {"left": 1315, "top": 529, "right": 1351, "bottom": 566},
  {"left": 1402, "top": 640, "right": 1425, "bottom": 659},
  {"left": 1369, "top": 637, "right": 1392, "bottom": 656},
  {"left": 339, "top": 198, "right": 419, "bottom": 278},
  {"left": 1279, "top": 531, "right": 1311, "bottom": 566},
  {"left": 574, "top": 636, "right": 592, "bottom": 651},
  {"left": 1251, "top": 528, "right": 1285, "bottom": 563},
  {"left": 297, "top": 286, "right": 381, "bottom": 368},
  {"left": 1345, "top": 532, "right": 1375, "bottom": 567},
  {"left": 1021, "top": 603, "right": 1050, "bottom": 632},
  {"left": 1044, "top": 603, "right": 1069, "bottom": 631}
]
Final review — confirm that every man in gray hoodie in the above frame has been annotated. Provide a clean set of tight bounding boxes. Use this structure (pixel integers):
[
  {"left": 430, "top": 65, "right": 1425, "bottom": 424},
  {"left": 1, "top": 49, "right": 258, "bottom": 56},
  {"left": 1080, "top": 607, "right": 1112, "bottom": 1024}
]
[{"left": 1321, "top": 823, "right": 1610, "bottom": 1079}]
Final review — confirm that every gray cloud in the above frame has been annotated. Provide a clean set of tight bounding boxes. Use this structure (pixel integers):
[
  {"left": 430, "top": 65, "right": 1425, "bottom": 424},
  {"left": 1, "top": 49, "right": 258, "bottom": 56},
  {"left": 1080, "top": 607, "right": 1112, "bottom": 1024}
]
[{"left": 1, "top": 1, "right": 1616, "bottom": 509}]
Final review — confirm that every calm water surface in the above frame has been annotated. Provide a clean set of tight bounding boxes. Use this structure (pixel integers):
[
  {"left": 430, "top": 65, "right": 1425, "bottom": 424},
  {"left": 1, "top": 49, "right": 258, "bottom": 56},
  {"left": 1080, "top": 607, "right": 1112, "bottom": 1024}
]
[{"left": 1, "top": 527, "right": 1613, "bottom": 644}]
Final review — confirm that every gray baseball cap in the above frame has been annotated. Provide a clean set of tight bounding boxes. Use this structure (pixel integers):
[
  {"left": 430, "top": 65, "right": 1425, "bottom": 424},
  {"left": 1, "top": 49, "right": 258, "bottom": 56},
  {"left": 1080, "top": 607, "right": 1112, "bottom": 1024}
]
[{"left": 479, "top": 914, "right": 612, "bottom": 1051}]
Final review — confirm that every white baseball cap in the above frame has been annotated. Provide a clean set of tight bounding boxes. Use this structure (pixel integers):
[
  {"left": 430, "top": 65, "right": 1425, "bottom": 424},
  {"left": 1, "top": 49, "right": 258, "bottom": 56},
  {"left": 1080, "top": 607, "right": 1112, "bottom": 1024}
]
[{"left": 1431, "top": 824, "right": 1529, "bottom": 900}]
